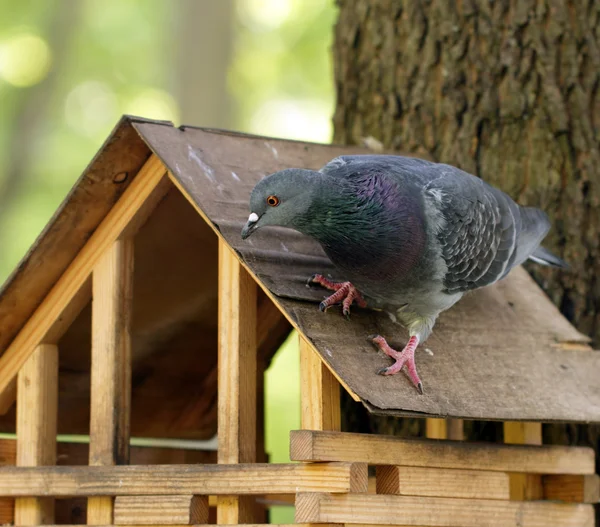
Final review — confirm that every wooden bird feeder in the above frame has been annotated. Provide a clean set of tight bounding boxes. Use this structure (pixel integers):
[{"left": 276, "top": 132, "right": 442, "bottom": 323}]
[{"left": 0, "top": 115, "right": 598, "bottom": 526}]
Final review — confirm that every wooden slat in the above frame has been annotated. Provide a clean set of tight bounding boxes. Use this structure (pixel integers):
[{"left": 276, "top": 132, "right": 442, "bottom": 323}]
[
  {"left": 0, "top": 439, "right": 16, "bottom": 524},
  {"left": 289, "top": 430, "right": 595, "bottom": 474},
  {"left": 300, "top": 336, "right": 341, "bottom": 431},
  {"left": 114, "top": 495, "right": 209, "bottom": 525},
  {"left": 217, "top": 241, "right": 257, "bottom": 523},
  {"left": 15, "top": 343, "right": 58, "bottom": 525},
  {"left": 375, "top": 465, "right": 510, "bottom": 500},
  {"left": 543, "top": 474, "right": 600, "bottom": 503},
  {"left": 446, "top": 419, "right": 464, "bottom": 441},
  {"left": 504, "top": 421, "right": 543, "bottom": 500},
  {"left": 425, "top": 418, "right": 447, "bottom": 439},
  {"left": 88, "top": 239, "right": 134, "bottom": 525},
  {"left": 0, "top": 462, "right": 367, "bottom": 496},
  {"left": 0, "top": 155, "right": 168, "bottom": 411},
  {"left": 294, "top": 492, "right": 594, "bottom": 527},
  {"left": 33, "top": 524, "right": 336, "bottom": 527}
]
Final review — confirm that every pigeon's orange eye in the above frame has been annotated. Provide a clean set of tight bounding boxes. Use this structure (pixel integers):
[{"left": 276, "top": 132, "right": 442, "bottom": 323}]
[{"left": 266, "top": 195, "right": 280, "bottom": 207}]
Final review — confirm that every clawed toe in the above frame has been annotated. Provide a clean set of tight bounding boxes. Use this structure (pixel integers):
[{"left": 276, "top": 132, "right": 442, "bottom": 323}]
[
  {"left": 309, "top": 275, "right": 366, "bottom": 318},
  {"left": 370, "top": 334, "right": 423, "bottom": 393}
]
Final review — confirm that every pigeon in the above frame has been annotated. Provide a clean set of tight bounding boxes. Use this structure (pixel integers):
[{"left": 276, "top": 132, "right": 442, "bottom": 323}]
[{"left": 241, "top": 155, "right": 567, "bottom": 393}]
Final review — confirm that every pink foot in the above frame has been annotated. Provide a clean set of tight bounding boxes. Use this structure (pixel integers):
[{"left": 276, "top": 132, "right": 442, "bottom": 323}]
[
  {"left": 307, "top": 274, "right": 367, "bottom": 318},
  {"left": 369, "top": 334, "right": 423, "bottom": 394}
]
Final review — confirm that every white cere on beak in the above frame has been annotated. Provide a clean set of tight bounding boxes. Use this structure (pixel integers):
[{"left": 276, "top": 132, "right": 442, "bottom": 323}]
[{"left": 248, "top": 212, "right": 259, "bottom": 223}]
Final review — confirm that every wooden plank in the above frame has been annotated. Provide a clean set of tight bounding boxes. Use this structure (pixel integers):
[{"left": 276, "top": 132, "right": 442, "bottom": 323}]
[
  {"left": 289, "top": 430, "right": 595, "bottom": 474},
  {"left": 0, "top": 417, "right": 17, "bottom": 524},
  {"left": 425, "top": 418, "right": 464, "bottom": 441},
  {"left": 425, "top": 418, "right": 447, "bottom": 439},
  {"left": 0, "top": 462, "right": 368, "bottom": 496},
  {"left": 504, "top": 421, "right": 543, "bottom": 500},
  {"left": 300, "top": 336, "right": 341, "bottom": 431},
  {"left": 88, "top": 239, "right": 134, "bottom": 525},
  {"left": 295, "top": 492, "right": 594, "bottom": 527},
  {"left": 543, "top": 474, "right": 600, "bottom": 503},
  {"left": 217, "top": 241, "right": 257, "bottom": 524},
  {"left": 15, "top": 343, "right": 58, "bottom": 525},
  {"left": 446, "top": 419, "right": 464, "bottom": 441},
  {"left": 168, "top": 171, "right": 362, "bottom": 405},
  {"left": 375, "top": 465, "right": 510, "bottom": 500},
  {"left": 114, "top": 495, "right": 209, "bottom": 525},
  {"left": 34, "top": 524, "right": 336, "bottom": 527},
  {"left": 0, "top": 154, "right": 168, "bottom": 411}
]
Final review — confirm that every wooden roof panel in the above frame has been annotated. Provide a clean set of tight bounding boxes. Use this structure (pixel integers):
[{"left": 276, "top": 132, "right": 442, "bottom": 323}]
[
  {"left": 0, "top": 116, "right": 597, "bottom": 424},
  {"left": 133, "top": 121, "right": 599, "bottom": 423}
]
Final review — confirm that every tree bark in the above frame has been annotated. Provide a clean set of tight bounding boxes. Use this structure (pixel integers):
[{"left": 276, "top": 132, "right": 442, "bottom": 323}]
[{"left": 333, "top": 0, "right": 600, "bottom": 448}]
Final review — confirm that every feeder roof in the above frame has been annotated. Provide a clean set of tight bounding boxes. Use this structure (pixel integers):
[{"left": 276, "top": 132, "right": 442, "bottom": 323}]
[{"left": 0, "top": 115, "right": 598, "bottom": 426}]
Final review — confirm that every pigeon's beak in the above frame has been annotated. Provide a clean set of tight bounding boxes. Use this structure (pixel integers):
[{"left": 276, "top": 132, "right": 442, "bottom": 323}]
[{"left": 241, "top": 212, "right": 260, "bottom": 240}]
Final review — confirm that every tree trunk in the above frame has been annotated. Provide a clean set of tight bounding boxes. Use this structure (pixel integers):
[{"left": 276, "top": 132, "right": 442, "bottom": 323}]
[{"left": 333, "top": 0, "right": 600, "bottom": 449}]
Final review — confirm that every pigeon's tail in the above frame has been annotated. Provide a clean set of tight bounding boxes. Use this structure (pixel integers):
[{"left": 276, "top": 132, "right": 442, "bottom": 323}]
[{"left": 529, "top": 246, "right": 569, "bottom": 269}]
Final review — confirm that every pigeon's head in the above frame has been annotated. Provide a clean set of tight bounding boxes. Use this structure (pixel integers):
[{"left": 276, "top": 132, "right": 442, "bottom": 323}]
[{"left": 241, "top": 168, "right": 320, "bottom": 239}]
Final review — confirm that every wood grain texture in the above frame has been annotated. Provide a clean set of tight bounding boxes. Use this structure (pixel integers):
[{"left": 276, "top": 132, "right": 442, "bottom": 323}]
[
  {"left": 543, "top": 474, "right": 600, "bottom": 504},
  {"left": 114, "top": 495, "right": 209, "bottom": 525},
  {"left": 15, "top": 343, "right": 58, "bottom": 525},
  {"left": 88, "top": 239, "right": 134, "bottom": 525},
  {"left": 0, "top": 462, "right": 367, "bottom": 496},
  {"left": 0, "top": 117, "right": 151, "bottom": 376},
  {"left": 290, "top": 430, "right": 595, "bottom": 474},
  {"left": 31, "top": 524, "right": 335, "bottom": 527},
  {"left": 375, "top": 465, "right": 510, "bottom": 500},
  {"left": 294, "top": 492, "right": 594, "bottom": 527},
  {"left": 0, "top": 154, "right": 166, "bottom": 411},
  {"left": 504, "top": 422, "right": 543, "bottom": 500},
  {"left": 217, "top": 241, "right": 257, "bottom": 523},
  {"left": 300, "top": 336, "right": 341, "bottom": 431},
  {"left": 0, "top": 439, "right": 15, "bottom": 524}
]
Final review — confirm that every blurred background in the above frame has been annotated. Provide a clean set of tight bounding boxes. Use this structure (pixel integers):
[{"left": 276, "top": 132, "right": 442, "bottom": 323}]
[{"left": 0, "top": 0, "right": 337, "bottom": 521}]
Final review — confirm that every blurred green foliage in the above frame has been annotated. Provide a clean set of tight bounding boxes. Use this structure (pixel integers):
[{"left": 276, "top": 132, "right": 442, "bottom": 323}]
[{"left": 0, "top": 0, "right": 335, "bottom": 523}]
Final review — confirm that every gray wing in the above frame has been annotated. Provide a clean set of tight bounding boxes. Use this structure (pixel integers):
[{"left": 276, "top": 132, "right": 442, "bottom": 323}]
[{"left": 424, "top": 165, "right": 550, "bottom": 294}]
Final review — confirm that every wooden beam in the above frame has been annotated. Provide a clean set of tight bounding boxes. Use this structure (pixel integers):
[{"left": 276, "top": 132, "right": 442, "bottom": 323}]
[
  {"left": 374, "top": 465, "right": 510, "bottom": 500},
  {"left": 300, "top": 336, "right": 341, "bottom": 431},
  {"left": 168, "top": 171, "right": 361, "bottom": 405},
  {"left": 88, "top": 239, "right": 134, "bottom": 525},
  {"left": 15, "top": 343, "right": 58, "bottom": 525},
  {"left": 0, "top": 155, "right": 169, "bottom": 412},
  {"left": 217, "top": 241, "right": 258, "bottom": 524},
  {"left": 289, "top": 430, "right": 595, "bottom": 474},
  {"left": 294, "top": 492, "right": 594, "bottom": 527},
  {"left": 504, "top": 421, "right": 543, "bottom": 500},
  {"left": 0, "top": 462, "right": 368, "bottom": 496},
  {"left": 543, "top": 474, "right": 600, "bottom": 504},
  {"left": 425, "top": 418, "right": 463, "bottom": 440},
  {"left": 23, "top": 524, "right": 336, "bottom": 527},
  {"left": 114, "top": 495, "right": 209, "bottom": 525},
  {"left": 0, "top": 439, "right": 16, "bottom": 524}
]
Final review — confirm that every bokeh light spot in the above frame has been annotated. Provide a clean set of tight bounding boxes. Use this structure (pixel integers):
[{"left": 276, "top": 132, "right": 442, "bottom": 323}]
[
  {"left": 250, "top": 98, "right": 332, "bottom": 143},
  {"left": 238, "top": 0, "right": 293, "bottom": 30},
  {"left": 64, "top": 81, "right": 119, "bottom": 137},
  {"left": 0, "top": 32, "right": 52, "bottom": 87}
]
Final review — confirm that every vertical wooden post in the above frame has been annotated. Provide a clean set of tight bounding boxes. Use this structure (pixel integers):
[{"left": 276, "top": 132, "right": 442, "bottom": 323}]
[
  {"left": 299, "top": 336, "right": 341, "bottom": 431},
  {"left": 88, "top": 239, "right": 134, "bottom": 525},
  {"left": 15, "top": 344, "right": 58, "bottom": 525},
  {"left": 425, "top": 418, "right": 464, "bottom": 440},
  {"left": 217, "top": 241, "right": 257, "bottom": 524},
  {"left": 504, "top": 421, "right": 543, "bottom": 500}
]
